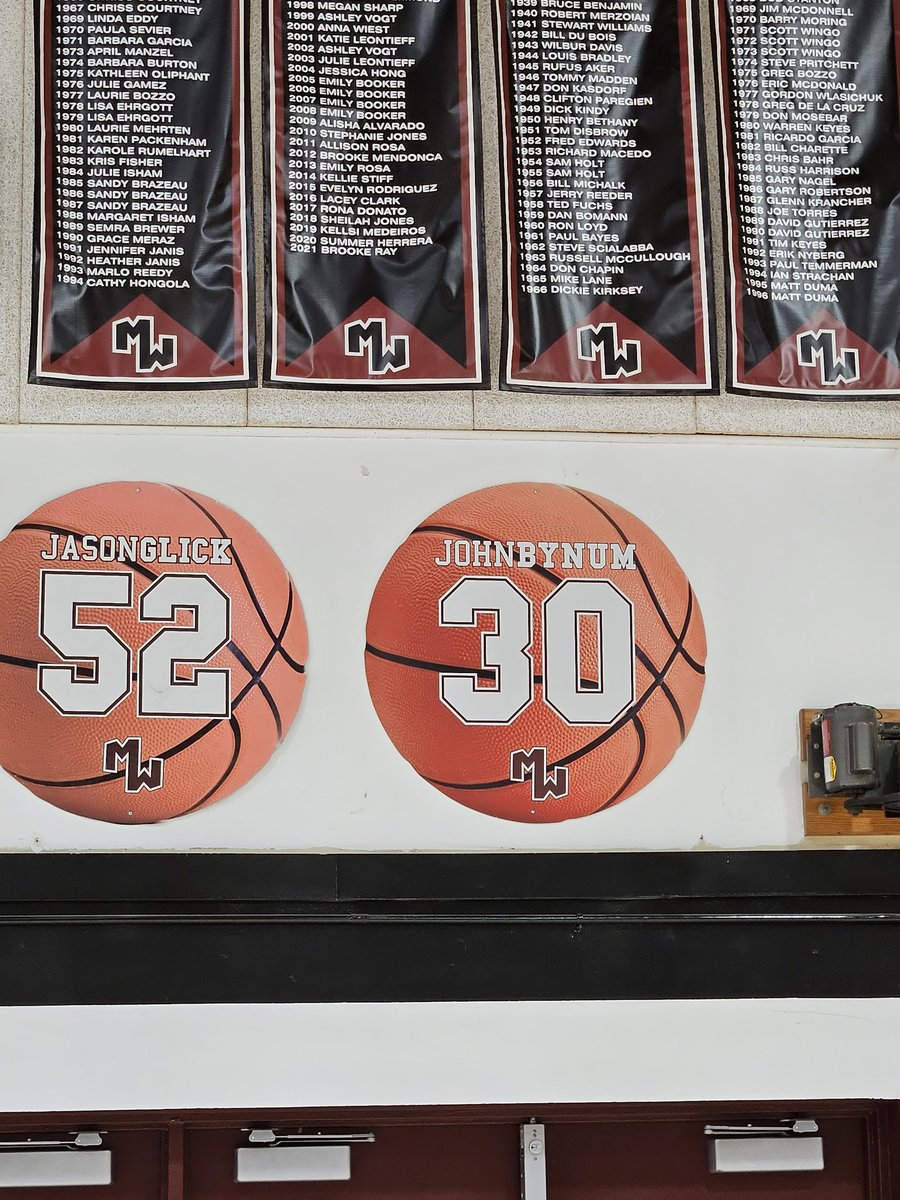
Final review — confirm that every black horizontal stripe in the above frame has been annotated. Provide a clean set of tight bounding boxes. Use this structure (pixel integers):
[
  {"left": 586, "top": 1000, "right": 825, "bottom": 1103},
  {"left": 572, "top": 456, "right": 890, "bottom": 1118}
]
[{"left": 0, "top": 653, "right": 41, "bottom": 670}]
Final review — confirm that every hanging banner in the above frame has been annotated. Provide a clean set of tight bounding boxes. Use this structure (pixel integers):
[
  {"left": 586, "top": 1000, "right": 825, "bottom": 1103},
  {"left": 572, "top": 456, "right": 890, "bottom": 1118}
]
[
  {"left": 31, "top": 0, "right": 254, "bottom": 389},
  {"left": 495, "top": 0, "right": 714, "bottom": 393},
  {"left": 264, "top": 0, "right": 487, "bottom": 387},
  {"left": 715, "top": 0, "right": 900, "bottom": 397}
]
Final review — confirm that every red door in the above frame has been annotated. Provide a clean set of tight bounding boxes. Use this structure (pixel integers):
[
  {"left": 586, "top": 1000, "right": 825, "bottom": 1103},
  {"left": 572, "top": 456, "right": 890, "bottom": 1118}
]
[
  {"left": 0, "top": 1110, "right": 876, "bottom": 1199},
  {"left": 184, "top": 1124, "right": 520, "bottom": 1200},
  {"left": 0, "top": 1128, "right": 162, "bottom": 1199},
  {"left": 548, "top": 1117, "right": 867, "bottom": 1200},
  {"left": 184, "top": 1115, "right": 869, "bottom": 1200}
]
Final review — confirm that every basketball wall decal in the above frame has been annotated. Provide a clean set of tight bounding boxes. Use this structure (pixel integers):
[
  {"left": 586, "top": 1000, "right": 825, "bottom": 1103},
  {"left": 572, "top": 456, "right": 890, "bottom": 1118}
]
[
  {"left": 365, "top": 482, "right": 706, "bottom": 824},
  {"left": 0, "top": 482, "right": 307, "bottom": 824}
]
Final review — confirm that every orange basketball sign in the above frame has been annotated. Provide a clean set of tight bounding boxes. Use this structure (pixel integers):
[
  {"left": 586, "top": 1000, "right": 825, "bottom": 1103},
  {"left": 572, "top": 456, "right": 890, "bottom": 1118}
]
[
  {"left": 365, "top": 483, "right": 706, "bottom": 824},
  {"left": 0, "top": 483, "right": 307, "bottom": 824}
]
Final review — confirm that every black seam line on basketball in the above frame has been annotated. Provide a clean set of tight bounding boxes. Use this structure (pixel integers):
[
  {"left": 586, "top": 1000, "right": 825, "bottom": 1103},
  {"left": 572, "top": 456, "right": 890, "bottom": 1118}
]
[
  {"left": 568, "top": 489, "right": 706, "bottom": 677},
  {"left": 0, "top": 653, "right": 41, "bottom": 670},
  {"left": 172, "top": 488, "right": 305, "bottom": 675},
  {"left": 13, "top": 523, "right": 157, "bottom": 580},
  {"left": 228, "top": 640, "right": 283, "bottom": 741},
  {"left": 414, "top": 525, "right": 562, "bottom": 587},
  {"left": 660, "top": 678, "right": 686, "bottom": 742},
  {"left": 365, "top": 644, "right": 608, "bottom": 692},
  {"left": 366, "top": 643, "right": 495, "bottom": 681},
  {"left": 565, "top": 492, "right": 680, "bottom": 642},
  {"left": 8, "top": 586, "right": 298, "bottom": 790},
  {"left": 257, "top": 678, "right": 283, "bottom": 742},
  {"left": 1, "top": 658, "right": 138, "bottom": 680},
  {"left": 596, "top": 714, "right": 647, "bottom": 813},
  {"left": 635, "top": 646, "right": 686, "bottom": 743},
  {"left": 682, "top": 589, "right": 705, "bottom": 675},
  {"left": 368, "top": 644, "right": 683, "bottom": 735},
  {"left": 173, "top": 716, "right": 243, "bottom": 818},
  {"left": 424, "top": 592, "right": 695, "bottom": 792},
  {"left": 246, "top": 577, "right": 299, "bottom": 741}
]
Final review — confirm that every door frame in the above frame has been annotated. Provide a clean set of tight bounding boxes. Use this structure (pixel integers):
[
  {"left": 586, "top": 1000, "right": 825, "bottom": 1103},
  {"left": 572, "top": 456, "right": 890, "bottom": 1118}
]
[{"left": 0, "top": 1101, "right": 895, "bottom": 1198}]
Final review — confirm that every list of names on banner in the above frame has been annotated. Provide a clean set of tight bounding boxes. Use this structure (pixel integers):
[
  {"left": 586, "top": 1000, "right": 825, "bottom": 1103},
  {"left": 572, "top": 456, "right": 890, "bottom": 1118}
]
[
  {"left": 497, "top": 0, "right": 712, "bottom": 391},
  {"left": 719, "top": 0, "right": 900, "bottom": 394},
  {"left": 284, "top": 0, "right": 436, "bottom": 259},
  {"left": 34, "top": 0, "right": 252, "bottom": 387},
  {"left": 53, "top": 2, "right": 210, "bottom": 293},
  {"left": 267, "top": 0, "right": 485, "bottom": 386},
  {"left": 510, "top": 0, "right": 654, "bottom": 302},
  {"left": 729, "top": 3, "right": 879, "bottom": 314}
]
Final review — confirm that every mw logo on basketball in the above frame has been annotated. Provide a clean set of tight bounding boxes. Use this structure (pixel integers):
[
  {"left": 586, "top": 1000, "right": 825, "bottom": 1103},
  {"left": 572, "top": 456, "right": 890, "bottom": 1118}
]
[
  {"left": 103, "top": 737, "right": 164, "bottom": 794},
  {"left": 510, "top": 748, "right": 569, "bottom": 803}
]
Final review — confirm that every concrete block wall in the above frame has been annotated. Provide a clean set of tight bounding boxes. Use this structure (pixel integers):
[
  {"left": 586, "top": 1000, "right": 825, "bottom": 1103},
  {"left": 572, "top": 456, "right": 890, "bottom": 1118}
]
[{"left": 4, "top": 0, "right": 900, "bottom": 437}]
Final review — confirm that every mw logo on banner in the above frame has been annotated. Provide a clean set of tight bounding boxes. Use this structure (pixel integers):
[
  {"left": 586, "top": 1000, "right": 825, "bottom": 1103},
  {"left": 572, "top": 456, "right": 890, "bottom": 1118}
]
[
  {"left": 344, "top": 318, "right": 410, "bottom": 375},
  {"left": 576, "top": 323, "right": 642, "bottom": 378},
  {"left": 796, "top": 330, "right": 860, "bottom": 386},
  {"left": 112, "top": 316, "right": 178, "bottom": 373}
]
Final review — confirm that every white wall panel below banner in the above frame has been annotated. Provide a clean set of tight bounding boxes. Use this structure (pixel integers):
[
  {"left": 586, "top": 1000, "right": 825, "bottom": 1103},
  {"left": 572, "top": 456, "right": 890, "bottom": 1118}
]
[
  {"left": 0, "top": 428, "right": 894, "bottom": 852},
  {"left": 2, "top": 1000, "right": 900, "bottom": 1111}
]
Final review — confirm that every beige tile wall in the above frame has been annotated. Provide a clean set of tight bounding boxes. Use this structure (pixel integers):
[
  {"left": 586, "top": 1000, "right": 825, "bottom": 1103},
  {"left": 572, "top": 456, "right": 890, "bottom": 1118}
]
[
  {"left": 6, "top": 0, "right": 900, "bottom": 436},
  {"left": 0, "top": 0, "right": 25, "bottom": 422}
]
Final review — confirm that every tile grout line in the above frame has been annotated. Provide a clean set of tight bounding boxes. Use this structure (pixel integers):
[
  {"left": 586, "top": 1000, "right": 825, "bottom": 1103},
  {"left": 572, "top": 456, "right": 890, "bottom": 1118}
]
[{"left": 14, "top": 0, "right": 28, "bottom": 424}]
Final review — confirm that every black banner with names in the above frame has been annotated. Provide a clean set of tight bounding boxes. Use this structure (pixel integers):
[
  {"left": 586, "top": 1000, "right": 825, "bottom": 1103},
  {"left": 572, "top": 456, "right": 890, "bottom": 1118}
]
[
  {"left": 265, "top": 0, "right": 487, "bottom": 388},
  {"left": 496, "top": 0, "right": 714, "bottom": 393},
  {"left": 31, "top": 0, "right": 254, "bottom": 388},
  {"left": 715, "top": 0, "right": 900, "bottom": 397}
]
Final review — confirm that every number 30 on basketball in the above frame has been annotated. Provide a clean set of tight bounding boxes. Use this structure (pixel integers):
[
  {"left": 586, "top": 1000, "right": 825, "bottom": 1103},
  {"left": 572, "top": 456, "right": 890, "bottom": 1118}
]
[{"left": 438, "top": 577, "right": 634, "bottom": 727}]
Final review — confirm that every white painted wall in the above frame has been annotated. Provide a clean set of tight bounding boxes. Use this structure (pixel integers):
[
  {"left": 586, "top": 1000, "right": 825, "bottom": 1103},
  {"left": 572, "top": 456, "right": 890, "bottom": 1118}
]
[
  {"left": 0, "top": 427, "right": 897, "bottom": 851},
  {"left": 0, "top": 1000, "right": 897, "bottom": 1112}
]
